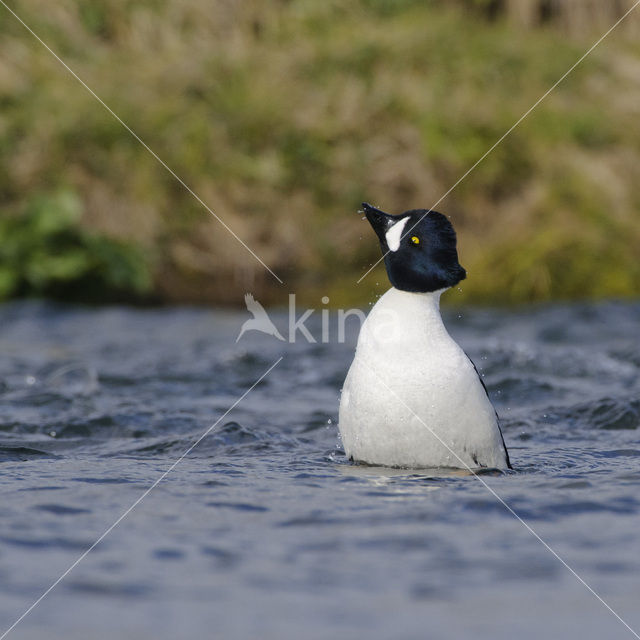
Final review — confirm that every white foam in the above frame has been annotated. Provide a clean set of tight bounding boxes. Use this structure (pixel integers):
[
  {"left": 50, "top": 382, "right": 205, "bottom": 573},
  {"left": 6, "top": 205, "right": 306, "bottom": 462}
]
[{"left": 385, "top": 218, "right": 409, "bottom": 252}]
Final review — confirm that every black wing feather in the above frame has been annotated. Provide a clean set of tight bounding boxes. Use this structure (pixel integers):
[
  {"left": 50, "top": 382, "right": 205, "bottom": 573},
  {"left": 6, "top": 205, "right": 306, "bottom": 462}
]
[{"left": 467, "top": 355, "right": 512, "bottom": 470}]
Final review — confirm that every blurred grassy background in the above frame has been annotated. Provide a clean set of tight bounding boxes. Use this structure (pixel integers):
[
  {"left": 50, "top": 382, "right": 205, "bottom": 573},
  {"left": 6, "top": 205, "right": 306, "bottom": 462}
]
[{"left": 0, "top": 0, "right": 639, "bottom": 306}]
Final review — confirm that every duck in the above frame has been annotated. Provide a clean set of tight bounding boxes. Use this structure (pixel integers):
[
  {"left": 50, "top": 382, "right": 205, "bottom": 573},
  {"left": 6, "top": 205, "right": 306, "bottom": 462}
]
[{"left": 338, "top": 203, "right": 511, "bottom": 470}]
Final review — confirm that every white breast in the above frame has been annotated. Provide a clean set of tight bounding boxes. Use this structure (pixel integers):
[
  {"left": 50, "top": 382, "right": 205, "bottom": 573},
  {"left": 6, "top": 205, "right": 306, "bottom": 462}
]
[{"left": 338, "top": 288, "right": 509, "bottom": 469}]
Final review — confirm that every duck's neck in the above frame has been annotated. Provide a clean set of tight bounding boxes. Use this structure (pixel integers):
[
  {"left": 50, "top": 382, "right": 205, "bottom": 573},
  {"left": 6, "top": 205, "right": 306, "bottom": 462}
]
[
  {"left": 389, "top": 286, "right": 445, "bottom": 311},
  {"left": 383, "top": 287, "right": 449, "bottom": 336},
  {"left": 361, "top": 287, "right": 452, "bottom": 350}
]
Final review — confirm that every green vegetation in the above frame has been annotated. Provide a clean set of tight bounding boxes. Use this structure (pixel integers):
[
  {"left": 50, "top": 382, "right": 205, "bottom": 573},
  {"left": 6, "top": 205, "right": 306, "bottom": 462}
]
[
  {"left": 0, "top": 189, "right": 150, "bottom": 301},
  {"left": 0, "top": 0, "right": 639, "bottom": 305}
]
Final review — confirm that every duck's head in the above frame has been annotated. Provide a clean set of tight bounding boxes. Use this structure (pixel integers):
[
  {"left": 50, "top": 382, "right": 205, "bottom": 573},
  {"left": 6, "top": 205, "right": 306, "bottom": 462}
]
[{"left": 362, "top": 202, "right": 466, "bottom": 293}]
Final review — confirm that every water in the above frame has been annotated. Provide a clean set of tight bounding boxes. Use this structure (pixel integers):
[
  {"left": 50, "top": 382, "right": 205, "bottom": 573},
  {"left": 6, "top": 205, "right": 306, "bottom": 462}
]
[{"left": 1, "top": 299, "right": 639, "bottom": 640}]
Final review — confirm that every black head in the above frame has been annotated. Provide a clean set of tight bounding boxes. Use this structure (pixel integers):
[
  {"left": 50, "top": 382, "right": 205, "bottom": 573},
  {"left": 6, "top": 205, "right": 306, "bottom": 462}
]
[{"left": 362, "top": 202, "right": 466, "bottom": 293}]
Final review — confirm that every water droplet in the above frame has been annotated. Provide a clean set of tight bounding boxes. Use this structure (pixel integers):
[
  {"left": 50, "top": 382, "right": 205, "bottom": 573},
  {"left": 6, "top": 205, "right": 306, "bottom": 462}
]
[
  {"left": 48, "top": 431, "right": 57, "bottom": 438},
  {"left": 327, "top": 418, "right": 332, "bottom": 425},
  {"left": 321, "top": 296, "right": 329, "bottom": 304},
  {"left": 26, "top": 375, "right": 36, "bottom": 385}
]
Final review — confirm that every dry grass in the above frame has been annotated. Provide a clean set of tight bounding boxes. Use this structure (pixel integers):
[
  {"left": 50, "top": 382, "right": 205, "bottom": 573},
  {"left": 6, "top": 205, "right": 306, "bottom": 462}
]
[{"left": 1, "top": 0, "right": 639, "bottom": 305}]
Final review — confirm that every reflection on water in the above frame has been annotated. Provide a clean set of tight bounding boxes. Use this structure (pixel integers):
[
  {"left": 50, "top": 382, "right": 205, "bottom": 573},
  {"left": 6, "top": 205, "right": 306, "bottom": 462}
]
[
  {"left": 0, "top": 300, "right": 639, "bottom": 640},
  {"left": 338, "top": 462, "right": 493, "bottom": 479}
]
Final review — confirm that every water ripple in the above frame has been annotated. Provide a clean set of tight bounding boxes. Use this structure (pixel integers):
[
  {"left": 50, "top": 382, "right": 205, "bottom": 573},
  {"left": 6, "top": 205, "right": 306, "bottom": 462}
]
[{"left": 1, "top": 300, "right": 640, "bottom": 640}]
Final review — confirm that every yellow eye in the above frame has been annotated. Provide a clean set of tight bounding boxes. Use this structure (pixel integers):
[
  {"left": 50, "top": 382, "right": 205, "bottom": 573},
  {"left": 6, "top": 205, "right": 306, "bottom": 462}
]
[{"left": 411, "top": 236, "right": 420, "bottom": 245}]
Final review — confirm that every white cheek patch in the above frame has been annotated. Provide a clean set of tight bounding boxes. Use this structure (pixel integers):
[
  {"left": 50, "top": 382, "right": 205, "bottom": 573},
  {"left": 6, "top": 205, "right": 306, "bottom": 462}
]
[{"left": 385, "top": 217, "right": 409, "bottom": 252}]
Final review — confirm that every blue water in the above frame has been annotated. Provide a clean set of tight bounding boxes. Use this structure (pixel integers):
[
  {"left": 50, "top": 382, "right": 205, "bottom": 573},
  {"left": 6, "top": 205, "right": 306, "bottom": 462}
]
[{"left": 1, "top": 300, "right": 639, "bottom": 640}]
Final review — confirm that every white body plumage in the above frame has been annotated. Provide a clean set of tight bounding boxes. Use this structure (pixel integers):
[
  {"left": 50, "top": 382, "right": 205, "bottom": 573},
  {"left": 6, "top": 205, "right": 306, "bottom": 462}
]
[{"left": 338, "top": 287, "right": 509, "bottom": 470}]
